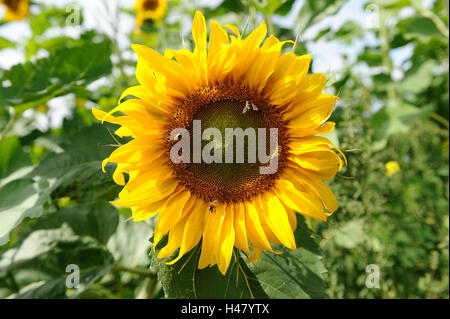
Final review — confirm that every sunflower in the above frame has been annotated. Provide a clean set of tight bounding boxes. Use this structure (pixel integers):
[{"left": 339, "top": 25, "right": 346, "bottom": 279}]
[
  {"left": 93, "top": 11, "right": 345, "bottom": 275},
  {"left": 134, "top": 0, "right": 166, "bottom": 26},
  {"left": 0, "top": 0, "right": 29, "bottom": 21}
]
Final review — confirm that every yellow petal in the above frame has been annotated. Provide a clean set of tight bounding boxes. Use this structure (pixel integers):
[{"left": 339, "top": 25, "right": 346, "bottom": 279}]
[
  {"left": 198, "top": 205, "right": 226, "bottom": 269},
  {"left": 218, "top": 205, "right": 235, "bottom": 275},
  {"left": 234, "top": 202, "right": 250, "bottom": 254},
  {"left": 278, "top": 171, "right": 328, "bottom": 221},
  {"left": 286, "top": 94, "right": 338, "bottom": 124},
  {"left": 260, "top": 192, "right": 296, "bottom": 250},
  {"left": 166, "top": 200, "right": 207, "bottom": 265},
  {"left": 245, "top": 201, "right": 275, "bottom": 253}
]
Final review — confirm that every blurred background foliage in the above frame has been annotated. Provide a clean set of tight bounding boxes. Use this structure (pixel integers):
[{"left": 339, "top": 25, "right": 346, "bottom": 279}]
[{"left": 0, "top": 0, "right": 448, "bottom": 298}]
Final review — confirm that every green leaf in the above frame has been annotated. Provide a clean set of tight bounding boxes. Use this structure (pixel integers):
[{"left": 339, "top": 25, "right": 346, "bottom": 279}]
[
  {"left": 153, "top": 216, "right": 327, "bottom": 299},
  {"left": 404, "top": 17, "right": 442, "bottom": 41},
  {"left": 25, "top": 31, "right": 98, "bottom": 60},
  {"left": 0, "top": 225, "right": 114, "bottom": 298},
  {"left": 0, "top": 136, "right": 46, "bottom": 246},
  {"left": 371, "top": 102, "right": 433, "bottom": 151},
  {"left": 314, "top": 27, "right": 332, "bottom": 41},
  {"left": 331, "top": 21, "right": 365, "bottom": 44},
  {"left": 0, "top": 36, "right": 15, "bottom": 49},
  {"left": 358, "top": 48, "right": 383, "bottom": 67},
  {"left": 0, "top": 178, "right": 51, "bottom": 246},
  {"left": 0, "top": 122, "right": 119, "bottom": 246},
  {"left": 107, "top": 216, "right": 154, "bottom": 268},
  {"left": 34, "top": 203, "right": 119, "bottom": 246},
  {"left": 152, "top": 244, "right": 268, "bottom": 298},
  {"left": 25, "top": 123, "right": 120, "bottom": 205},
  {"left": 0, "top": 39, "right": 112, "bottom": 111},
  {"left": 332, "top": 219, "right": 366, "bottom": 249},
  {"left": 297, "top": 0, "right": 346, "bottom": 31},
  {"left": 246, "top": 216, "right": 328, "bottom": 298},
  {"left": 275, "top": 0, "right": 296, "bottom": 15},
  {"left": 394, "top": 60, "right": 437, "bottom": 94},
  {"left": 219, "top": 0, "right": 246, "bottom": 13},
  {"left": 0, "top": 136, "right": 32, "bottom": 183},
  {"left": 249, "top": 0, "right": 289, "bottom": 15},
  {"left": 29, "top": 6, "right": 83, "bottom": 37}
]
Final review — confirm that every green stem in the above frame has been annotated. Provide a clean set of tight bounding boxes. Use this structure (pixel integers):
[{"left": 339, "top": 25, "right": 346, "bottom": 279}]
[
  {"left": 430, "top": 112, "right": 450, "bottom": 129},
  {"left": 112, "top": 264, "right": 157, "bottom": 278},
  {"left": 265, "top": 14, "right": 274, "bottom": 35},
  {"left": 112, "top": 264, "right": 158, "bottom": 299},
  {"left": 379, "top": 11, "right": 397, "bottom": 102},
  {"left": 0, "top": 110, "right": 21, "bottom": 143},
  {"left": 143, "top": 277, "right": 158, "bottom": 299}
]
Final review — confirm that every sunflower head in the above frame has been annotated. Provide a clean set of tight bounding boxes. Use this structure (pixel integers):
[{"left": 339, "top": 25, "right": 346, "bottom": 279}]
[
  {"left": 134, "top": 0, "right": 166, "bottom": 26},
  {"left": 93, "top": 11, "right": 345, "bottom": 275},
  {"left": 0, "top": 0, "right": 29, "bottom": 21}
]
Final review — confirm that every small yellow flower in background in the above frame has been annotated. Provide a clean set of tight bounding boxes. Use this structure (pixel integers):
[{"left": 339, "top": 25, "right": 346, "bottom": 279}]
[
  {"left": 385, "top": 161, "right": 400, "bottom": 177},
  {"left": 0, "top": 0, "right": 29, "bottom": 21},
  {"left": 36, "top": 103, "right": 48, "bottom": 113},
  {"left": 134, "top": 0, "right": 166, "bottom": 26},
  {"left": 76, "top": 98, "right": 87, "bottom": 107},
  {"left": 93, "top": 11, "right": 345, "bottom": 275}
]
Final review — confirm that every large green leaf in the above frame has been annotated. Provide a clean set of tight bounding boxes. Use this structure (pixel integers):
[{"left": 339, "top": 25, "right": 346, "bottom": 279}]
[
  {"left": 152, "top": 216, "right": 327, "bottom": 299},
  {"left": 33, "top": 203, "right": 119, "bottom": 246},
  {"left": 0, "top": 225, "right": 114, "bottom": 298},
  {"left": 0, "top": 122, "right": 119, "bottom": 246},
  {"left": 152, "top": 243, "right": 268, "bottom": 298},
  {"left": 0, "top": 136, "right": 47, "bottom": 246},
  {"left": 25, "top": 123, "right": 120, "bottom": 202},
  {"left": 246, "top": 216, "right": 328, "bottom": 298},
  {"left": 0, "top": 39, "right": 112, "bottom": 111},
  {"left": 0, "top": 178, "right": 51, "bottom": 246}
]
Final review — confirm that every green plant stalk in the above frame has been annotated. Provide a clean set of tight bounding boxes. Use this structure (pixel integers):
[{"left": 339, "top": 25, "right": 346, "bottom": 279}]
[
  {"left": 379, "top": 12, "right": 397, "bottom": 102},
  {"left": 111, "top": 263, "right": 157, "bottom": 278},
  {"left": 111, "top": 264, "right": 158, "bottom": 298},
  {"left": 430, "top": 112, "right": 450, "bottom": 129},
  {"left": 265, "top": 14, "right": 274, "bottom": 35},
  {"left": 0, "top": 109, "right": 22, "bottom": 144}
]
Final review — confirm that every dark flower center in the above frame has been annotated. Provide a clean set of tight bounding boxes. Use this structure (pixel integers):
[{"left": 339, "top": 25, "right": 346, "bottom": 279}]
[{"left": 165, "top": 85, "right": 289, "bottom": 203}]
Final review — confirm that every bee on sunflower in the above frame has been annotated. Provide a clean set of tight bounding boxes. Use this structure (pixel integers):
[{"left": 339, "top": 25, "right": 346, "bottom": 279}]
[
  {"left": 134, "top": 0, "right": 166, "bottom": 26},
  {"left": 0, "top": 0, "right": 29, "bottom": 21},
  {"left": 93, "top": 11, "right": 345, "bottom": 275}
]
